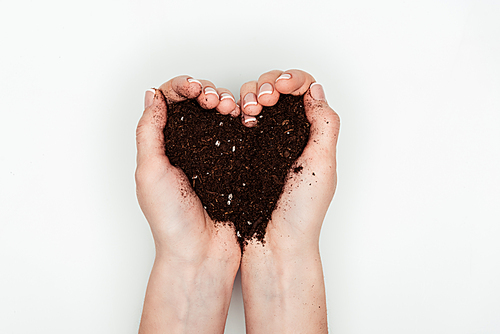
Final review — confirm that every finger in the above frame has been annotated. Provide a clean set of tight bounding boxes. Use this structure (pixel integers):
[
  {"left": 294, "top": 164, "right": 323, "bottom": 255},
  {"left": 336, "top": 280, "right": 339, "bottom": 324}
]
[
  {"left": 216, "top": 88, "right": 236, "bottom": 115},
  {"left": 235, "top": 98, "right": 256, "bottom": 127},
  {"left": 197, "top": 79, "right": 220, "bottom": 110},
  {"left": 230, "top": 103, "right": 241, "bottom": 118},
  {"left": 257, "top": 70, "right": 282, "bottom": 106},
  {"left": 158, "top": 75, "right": 203, "bottom": 104},
  {"left": 275, "top": 69, "right": 316, "bottom": 96},
  {"left": 136, "top": 89, "right": 170, "bottom": 167},
  {"left": 144, "top": 88, "right": 155, "bottom": 109},
  {"left": 240, "top": 80, "right": 262, "bottom": 116},
  {"left": 241, "top": 112, "right": 258, "bottom": 127},
  {"left": 301, "top": 83, "right": 340, "bottom": 166}
]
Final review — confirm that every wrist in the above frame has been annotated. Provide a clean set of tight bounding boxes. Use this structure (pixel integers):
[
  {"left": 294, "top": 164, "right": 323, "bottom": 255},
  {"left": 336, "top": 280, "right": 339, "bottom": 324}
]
[
  {"left": 241, "top": 240, "right": 321, "bottom": 278},
  {"left": 243, "top": 230, "right": 320, "bottom": 261},
  {"left": 240, "top": 240, "right": 328, "bottom": 334},
  {"left": 154, "top": 249, "right": 239, "bottom": 291},
  {"left": 140, "top": 255, "right": 238, "bottom": 334}
]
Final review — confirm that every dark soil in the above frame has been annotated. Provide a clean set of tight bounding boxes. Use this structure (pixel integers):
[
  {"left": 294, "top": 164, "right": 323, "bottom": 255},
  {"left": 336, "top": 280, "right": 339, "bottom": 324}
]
[{"left": 164, "top": 94, "right": 310, "bottom": 251}]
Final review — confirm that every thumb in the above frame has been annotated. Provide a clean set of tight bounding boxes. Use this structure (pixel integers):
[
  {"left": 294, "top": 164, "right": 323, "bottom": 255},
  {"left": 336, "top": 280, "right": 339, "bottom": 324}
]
[
  {"left": 301, "top": 83, "right": 340, "bottom": 162},
  {"left": 272, "top": 84, "right": 340, "bottom": 232},
  {"left": 136, "top": 88, "right": 169, "bottom": 166}
]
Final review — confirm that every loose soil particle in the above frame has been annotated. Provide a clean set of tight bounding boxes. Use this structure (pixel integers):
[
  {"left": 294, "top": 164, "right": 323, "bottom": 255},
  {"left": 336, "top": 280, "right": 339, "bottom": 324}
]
[{"left": 164, "top": 94, "right": 310, "bottom": 251}]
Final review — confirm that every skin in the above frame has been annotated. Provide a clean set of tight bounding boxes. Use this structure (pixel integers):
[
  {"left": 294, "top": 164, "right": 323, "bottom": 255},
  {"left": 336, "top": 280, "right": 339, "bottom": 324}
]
[
  {"left": 240, "top": 70, "right": 340, "bottom": 334},
  {"left": 136, "top": 76, "right": 241, "bottom": 334},
  {"left": 136, "top": 70, "right": 340, "bottom": 333}
]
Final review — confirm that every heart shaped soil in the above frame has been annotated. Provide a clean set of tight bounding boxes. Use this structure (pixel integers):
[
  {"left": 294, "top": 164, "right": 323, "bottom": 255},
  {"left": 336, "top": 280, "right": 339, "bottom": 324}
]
[{"left": 164, "top": 94, "right": 310, "bottom": 250}]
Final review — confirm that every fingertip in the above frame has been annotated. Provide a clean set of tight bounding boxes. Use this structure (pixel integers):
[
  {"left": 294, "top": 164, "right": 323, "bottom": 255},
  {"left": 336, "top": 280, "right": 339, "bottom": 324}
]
[
  {"left": 187, "top": 78, "right": 202, "bottom": 86},
  {"left": 243, "top": 92, "right": 258, "bottom": 109},
  {"left": 170, "top": 76, "right": 203, "bottom": 99},
  {"left": 303, "top": 83, "right": 333, "bottom": 115},
  {"left": 303, "top": 83, "right": 328, "bottom": 111},
  {"left": 275, "top": 69, "right": 314, "bottom": 96},
  {"left": 309, "top": 83, "right": 327, "bottom": 102},
  {"left": 257, "top": 82, "right": 279, "bottom": 107},
  {"left": 242, "top": 93, "right": 262, "bottom": 116},
  {"left": 197, "top": 85, "right": 220, "bottom": 110},
  {"left": 220, "top": 92, "right": 235, "bottom": 103},
  {"left": 257, "top": 83, "right": 273, "bottom": 98},
  {"left": 159, "top": 75, "right": 201, "bottom": 103},
  {"left": 275, "top": 73, "right": 292, "bottom": 82},
  {"left": 136, "top": 88, "right": 168, "bottom": 166},
  {"left": 241, "top": 112, "right": 257, "bottom": 127},
  {"left": 303, "top": 83, "right": 340, "bottom": 134},
  {"left": 144, "top": 88, "right": 156, "bottom": 109},
  {"left": 185, "top": 77, "right": 203, "bottom": 98},
  {"left": 217, "top": 92, "right": 236, "bottom": 115},
  {"left": 274, "top": 72, "right": 295, "bottom": 94},
  {"left": 230, "top": 103, "right": 241, "bottom": 117},
  {"left": 258, "top": 71, "right": 283, "bottom": 106},
  {"left": 204, "top": 86, "right": 219, "bottom": 98}
]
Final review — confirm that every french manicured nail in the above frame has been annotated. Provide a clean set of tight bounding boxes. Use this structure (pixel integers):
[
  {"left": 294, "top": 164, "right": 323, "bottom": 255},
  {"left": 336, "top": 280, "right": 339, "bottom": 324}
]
[
  {"left": 275, "top": 73, "right": 291, "bottom": 82},
  {"left": 220, "top": 93, "right": 235, "bottom": 102},
  {"left": 243, "top": 113, "right": 257, "bottom": 124},
  {"left": 243, "top": 93, "right": 258, "bottom": 109},
  {"left": 204, "top": 87, "right": 219, "bottom": 98},
  {"left": 310, "top": 83, "right": 327, "bottom": 102},
  {"left": 144, "top": 89, "right": 155, "bottom": 109},
  {"left": 258, "top": 83, "right": 273, "bottom": 98},
  {"left": 187, "top": 78, "right": 202, "bottom": 86}
]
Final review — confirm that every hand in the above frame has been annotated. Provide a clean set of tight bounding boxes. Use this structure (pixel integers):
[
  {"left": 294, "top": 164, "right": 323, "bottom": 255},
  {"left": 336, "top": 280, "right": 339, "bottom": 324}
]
[
  {"left": 239, "top": 69, "right": 340, "bottom": 334},
  {"left": 136, "top": 76, "right": 241, "bottom": 333},
  {"left": 239, "top": 69, "right": 340, "bottom": 249}
]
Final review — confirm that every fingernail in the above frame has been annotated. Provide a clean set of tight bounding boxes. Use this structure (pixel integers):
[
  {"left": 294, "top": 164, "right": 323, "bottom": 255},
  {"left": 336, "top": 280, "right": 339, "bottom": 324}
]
[
  {"left": 204, "top": 87, "right": 219, "bottom": 98},
  {"left": 276, "top": 73, "right": 291, "bottom": 82},
  {"left": 144, "top": 89, "right": 155, "bottom": 109},
  {"left": 258, "top": 83, "right": 273, "bottom": 98},
  {"left": 310, "top": 83, "right": 327, "bottom": 102},
  {"left": 220, "top": 93, "right": 235, "bottom": 102},
  {"left": 187, "top": 78, "right": 202, "bottom": 86},
  {"left": 243, "top": 93, "right": 258, "bottom": 109},
  {"left": 243, "top": 114, "right": 257, "bottom": 124}
]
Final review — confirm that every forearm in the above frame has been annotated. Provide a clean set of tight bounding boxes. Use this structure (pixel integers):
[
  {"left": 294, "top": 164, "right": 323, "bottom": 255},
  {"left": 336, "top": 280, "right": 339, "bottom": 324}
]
[
  {"left": 241, "top": 244, "right": 328, "bottom": 334},
  {"left": 139, "top": 255, "right": 237, "bottom": 334}
]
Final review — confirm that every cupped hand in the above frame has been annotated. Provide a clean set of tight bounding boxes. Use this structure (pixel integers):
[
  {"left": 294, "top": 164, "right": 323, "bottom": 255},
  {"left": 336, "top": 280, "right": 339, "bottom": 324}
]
[
  {"left": 135, "top": 75, "right": 242, "bottom": 262},
  {"left": 239, "top": 69, "right": 339, "bottom": 334},
  {"left": 240, "top": 69, "right": 340, "bottom": 251}
]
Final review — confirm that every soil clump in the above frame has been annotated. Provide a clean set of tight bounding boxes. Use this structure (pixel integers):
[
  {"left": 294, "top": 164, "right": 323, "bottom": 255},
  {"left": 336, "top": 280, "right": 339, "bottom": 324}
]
[{"left": 164, "top": 94, "right": 310, "bottom": 250}]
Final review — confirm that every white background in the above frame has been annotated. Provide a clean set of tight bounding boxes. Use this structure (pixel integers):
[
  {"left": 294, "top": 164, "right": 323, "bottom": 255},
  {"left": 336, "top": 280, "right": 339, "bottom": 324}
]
[{"left": 1, "top": 0, "right": 499, "bottom": 333}]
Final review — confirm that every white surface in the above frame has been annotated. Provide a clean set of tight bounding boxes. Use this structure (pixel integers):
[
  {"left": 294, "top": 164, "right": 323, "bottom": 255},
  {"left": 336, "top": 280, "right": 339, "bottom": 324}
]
[{"left": 1, "top": 0, "right": 499, "bottom": 333}]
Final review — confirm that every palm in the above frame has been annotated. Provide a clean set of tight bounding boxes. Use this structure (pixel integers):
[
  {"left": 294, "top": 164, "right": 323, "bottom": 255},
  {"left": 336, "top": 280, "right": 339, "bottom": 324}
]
[
  {"left": 136, "top": 77, "right": 243, "bottom": 262},
  {"left": 267, "top": 95, "right": 340, "bottom": 246},
  {"left": 137, "top": 158, "right": 213, "bottom": 256}
]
